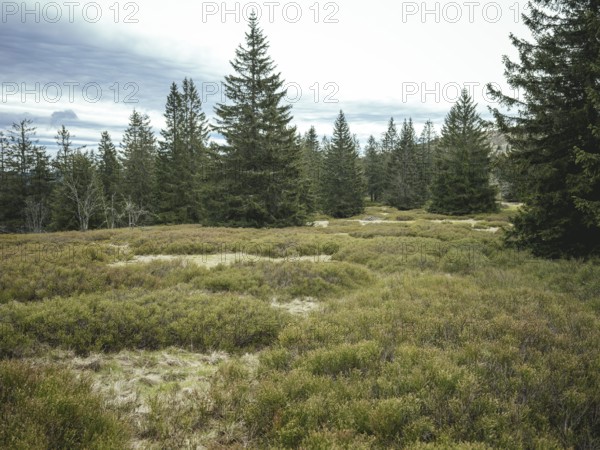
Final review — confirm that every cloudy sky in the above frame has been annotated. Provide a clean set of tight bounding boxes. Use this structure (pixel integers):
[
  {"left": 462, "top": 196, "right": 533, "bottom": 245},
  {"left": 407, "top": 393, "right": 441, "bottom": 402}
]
[{"left": 1, "top": 0, "right": 530, "bottom": 152}]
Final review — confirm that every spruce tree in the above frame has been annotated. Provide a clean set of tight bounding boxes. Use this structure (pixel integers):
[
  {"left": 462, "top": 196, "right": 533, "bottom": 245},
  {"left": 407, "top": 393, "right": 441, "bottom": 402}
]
[
  {"left": 25, "top": 142, "right": 52, "bottom": 232},
  {"left": 381, "top": 118, "right": 399, "bottom": 156},
  {"left": 0, "top": 131, "right": 10, "bottom": 230},
  {"left": 180, "top": 78, "right": 209, "bottom": 222},
  {"left": 51, "top": 126, "right": 81, "bottom": 230},
  {"left": 300, "top": 126, "right": 323, "bottom": 212},
  {"left": 364, "top": 135, "right": 385, "bottom": 202},
  {"left": 489, "top": 0, "right": 600, "bottom": 258},
  {"left": 97, "top": 131, "right": 121, "bottom": 228},
  {"left": 213, "top": 12, "right": 309, "bottom": 227},
  {"left": 418, "top": 120, "right": 438, "bottom": 196},
  {"left": 155, "top": 82, "right": 182, "bottom": 223},
  {"left": 386, "top": 118, "right": 424, "bottom": 209},
  {"left": 0, "top": 132, "right": 6, "bottom": 178},
  {"left": 156, "top": 79, "right": 209, "bottom": 223},
  {"left": 120, "top": 110, "right": 157, "bottom": 221},
  {"left": 429, "top": 90, "right": 497, "bottom": 215},
  {"left": 320, "top": 111, "right": 364, "bottom": 218},
  {"left": 2, "top": 120, "right": 51, "bottom": 231}
]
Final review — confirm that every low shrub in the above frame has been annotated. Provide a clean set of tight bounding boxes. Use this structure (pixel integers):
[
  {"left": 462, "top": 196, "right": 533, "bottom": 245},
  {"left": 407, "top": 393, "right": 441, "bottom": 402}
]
[
  {"left": 0, "top": 290, "right": 288, "bottom": 356},
  {"left": 0, "top": 360, "right": 130, "bottom": 449}
]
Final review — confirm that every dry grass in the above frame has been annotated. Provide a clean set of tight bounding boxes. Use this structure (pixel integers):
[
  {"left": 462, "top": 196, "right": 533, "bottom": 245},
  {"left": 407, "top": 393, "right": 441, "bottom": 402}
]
[{"left": 1, "top": 205, "right": 599, "bottom": 448}]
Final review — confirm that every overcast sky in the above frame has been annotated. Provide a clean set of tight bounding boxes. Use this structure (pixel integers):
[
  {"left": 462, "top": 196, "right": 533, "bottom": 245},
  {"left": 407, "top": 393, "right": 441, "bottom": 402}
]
[{"left": 1, "top": 0, "right": 530, "bottom": 152}]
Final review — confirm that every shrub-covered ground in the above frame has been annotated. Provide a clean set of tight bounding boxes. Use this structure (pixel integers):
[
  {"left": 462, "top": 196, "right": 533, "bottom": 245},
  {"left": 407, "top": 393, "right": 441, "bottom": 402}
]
[{"left": 1, "top": 204, "right": 599, "bottom": 448}]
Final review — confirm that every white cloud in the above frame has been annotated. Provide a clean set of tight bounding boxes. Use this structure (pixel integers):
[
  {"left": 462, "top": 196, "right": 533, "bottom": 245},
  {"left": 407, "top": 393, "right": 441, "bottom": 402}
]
[{"left": 3, "top": 0, "right": 531, "bottom": 146}]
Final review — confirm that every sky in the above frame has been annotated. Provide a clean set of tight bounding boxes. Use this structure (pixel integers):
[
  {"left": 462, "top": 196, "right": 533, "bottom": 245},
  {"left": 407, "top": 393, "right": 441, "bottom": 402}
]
[{"left": 0, "top": 0, "right": 531, "bottom": 152}]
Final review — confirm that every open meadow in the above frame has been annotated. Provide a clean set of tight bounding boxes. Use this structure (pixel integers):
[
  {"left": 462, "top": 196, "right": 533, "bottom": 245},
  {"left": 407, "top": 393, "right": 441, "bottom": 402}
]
[{"left": 1, "top": 204, "right": 599, "bottom": 449}]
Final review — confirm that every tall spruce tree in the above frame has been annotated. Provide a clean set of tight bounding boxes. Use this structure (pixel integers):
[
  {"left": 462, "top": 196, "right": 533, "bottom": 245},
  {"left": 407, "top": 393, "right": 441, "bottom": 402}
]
[
  {"left": 212, "top": 13, "right": 308, "bottom": 227},
  {"left": 97, "top": 131, "right": 121, "bottom": 228},
  {"left": 155, "top": 82, "right": 182, "bottom": 223},
  {"left": 489, "top": 0, "right": 600, "bottom": 258},
  {"left": 320, "top": 111, "right": 364, "bottom": 218},
  {"left": 51, "top": 126, "right": 81, "bottom": 230},
  {"left": 0, "top": 132, "right": 6, "bottom": 177},
  {"left": 0, "top": 131, "right": 10, "bottom": 230},
  {"left": 385, "top": 118, "right": 424, "bottom": 209},
  {"left": 364, "top": 135, "right": 385, "bottom": 202},
  {"left": 156, "top": 79, "right": 209, "bottom": 223},
  {"left": 25, "top": 141, "right": 52, "bottom": 232},
  {"left": 120, "top": 110, "right": 157, "bottom": 222},
  {"left": 418, "top": 119, "right": 438, "bottom": 196},
  {"left": 2, "top": 120, "right": 51, "bottom": 231},
  {"left": 300, "top": 126, "right": 323, "bottom": 212},
  {"left": 381, "top": 117, "right": 399, "bottom": 156},
  {"left": 180, "top": 78, "right": 209, "bottom": 222},
  {"left": 429, "top": 90, "right": 497, "bottom": 215}
]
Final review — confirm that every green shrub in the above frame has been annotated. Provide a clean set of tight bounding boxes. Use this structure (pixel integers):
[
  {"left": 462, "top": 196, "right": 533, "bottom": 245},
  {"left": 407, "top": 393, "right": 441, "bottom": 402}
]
[
  {"left": 0, "top": 360, "right": 129, "bottom": 449},
  {"left": 300, "top": 341, "right": 382, "bottom": 377},
  {"left": 0, "top": 290, "right": 288, "bottom": 356}
]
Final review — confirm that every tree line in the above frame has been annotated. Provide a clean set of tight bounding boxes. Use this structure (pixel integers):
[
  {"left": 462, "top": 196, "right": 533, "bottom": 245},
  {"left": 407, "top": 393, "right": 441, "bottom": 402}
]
[
  {"left": 0, "top": 97, "right": 501, "bottom": 233},
  {"left": 0, "top": 14, "right": 501, "bottom": 233},
  {"left": 2, "top": 0, "right": 599, "bottom": 259}
]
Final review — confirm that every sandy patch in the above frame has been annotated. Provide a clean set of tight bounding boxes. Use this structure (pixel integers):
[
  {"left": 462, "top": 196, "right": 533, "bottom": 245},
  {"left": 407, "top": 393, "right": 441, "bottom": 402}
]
[
  {"left": 351, "top": 219, "right": 396, "bottom": 225},
  {"left": 430, "top": 219, "right": 502, "bottom": 233},
  {"left": 473, "top": 227, "right": 500, "bottom": 233},
  {"left": 346, "top": 217, "right": 502, "bottom": 232},
  {"left": 271, "top": 297, "right": 321, "bottom": 315},
  {"left": 429, "top": 219, "right": 480, "bottom": 226},
  {"left": 312, "top": 220, "right": 330, "bottom": 228},
  {"left": 110, "top": 253, "right": 332, "bottom": 268}
]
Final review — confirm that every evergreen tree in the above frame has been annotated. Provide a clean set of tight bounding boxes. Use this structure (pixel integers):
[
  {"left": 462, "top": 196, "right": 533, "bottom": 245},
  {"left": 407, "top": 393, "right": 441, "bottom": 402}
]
[
  {"left": 385, "top": 118, "right": 425, "bottom": 209},
  {"left": 489, "top": 0, "right": 600, "bottom": 258},
  {"left": 418, "top": 119, "right": 438, "bottom": 196},
  {"left": 120, "top": 110, "right": 157, "bottom": 222},
  {"left": 429, "top": 90, "right": 497, "bottom": 215},
  {"left": 1, "top": 120, "right": 51, "bottom": 231},
  {"left": 300, "top": 126, "right": 323, "bottom": 212},
  {"left": 381, "top": 117, "right": 399, "bottom": 156},
  {"left": 181, "top": 78, "right": 209, "bottom": 221},
  {"left": 97, "top": 131, "right": 121, "bottom": 228},
  {"left": 0, "top": 132, "right": 6, "bottom": 174},
  {"left": 98, "top": 131, "right": 120, "bottom": 199},
  {"left": 321, "top": 136, "right": 330, "bottom": 152},
  {"left": 320, "top": 111, "right": 364, "bottom": 218},
  {"left": 25, "top": 142, "right": 52, "bottom": 232},
  {"left": 55, "top": 125, "right": 74, "bottom": 168},
  {"left": 0, "top": 131, "right": 9, "bottom": 231},
  {"left": 380, "top": 118, "right": 399, "bottom": 197},
  {"left": 155, "top": 82, "right": 182, "bottom": 223},
  {"left": 212, "top": 13, "right": 309, "bottom": 227},
  {"left": 156, "top": 79, "right": 209, "bottom": 223},
  {"left": 51, "top": 126, "right": 83, "bottom": 230},
  {"left": 0, "top": 132, "right": 6, "bottom": 175},
  {"left": 364, "top": 135, "right": 385, "bottom": 202}
]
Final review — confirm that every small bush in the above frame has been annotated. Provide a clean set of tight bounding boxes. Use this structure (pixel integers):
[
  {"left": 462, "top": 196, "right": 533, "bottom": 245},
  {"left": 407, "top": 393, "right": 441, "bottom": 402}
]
[
  {"left": 0, "top": 360, "right": 130, "bottom": 449},
  {"left": 0, "top": 290, "right": 288, "bottom": 356},
  {"left": 300, "top": 341, "right": 382, "bottom": 377}
]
